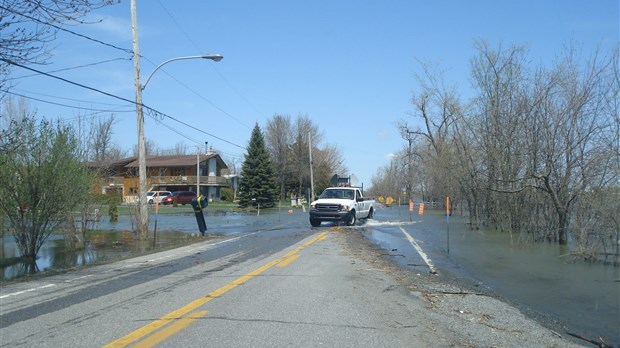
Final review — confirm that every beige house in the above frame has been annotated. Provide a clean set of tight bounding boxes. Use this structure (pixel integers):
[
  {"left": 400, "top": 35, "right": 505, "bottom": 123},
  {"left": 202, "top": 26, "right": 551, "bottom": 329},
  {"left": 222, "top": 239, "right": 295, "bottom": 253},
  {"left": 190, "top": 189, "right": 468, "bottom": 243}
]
[{"left": 96, "top": 152, "right": 229, "bottom": 203}]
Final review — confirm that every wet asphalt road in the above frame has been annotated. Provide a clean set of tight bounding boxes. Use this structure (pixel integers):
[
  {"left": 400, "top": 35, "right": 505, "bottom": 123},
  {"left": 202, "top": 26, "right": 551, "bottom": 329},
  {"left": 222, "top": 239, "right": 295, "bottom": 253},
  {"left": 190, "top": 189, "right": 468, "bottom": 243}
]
[
  {"left": 1, "top": 205, "right": 618, "bottom": 346},
  {"left": 1, "top": 210, "right": 446, "bottom": 347}
]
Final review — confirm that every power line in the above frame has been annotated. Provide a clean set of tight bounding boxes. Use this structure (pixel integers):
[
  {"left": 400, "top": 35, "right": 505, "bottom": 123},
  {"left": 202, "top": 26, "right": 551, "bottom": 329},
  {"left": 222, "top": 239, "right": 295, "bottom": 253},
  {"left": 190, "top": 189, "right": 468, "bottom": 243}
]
[
  {"left": 7, "top": 57, "right": 131, "bottom": 81},
  {"left": 3, "top": 89, "right": 133, "bottom": 114},
  {"left": 0, "top": 4, "right": 134, "bottom": 55},
  {"left": 142, "top": 56, "right": 250, "bottom": 129},
  {"left": 153, "top": 117, "right": 202, "bottom": 144},
  {"left": 11, "top": 88, "right": 132, "bottom": 108},
  {"left": 155, "top": 0, "right": 262, "bottom": 124},
  {"left": 2, "top": 57, "right": 246, "bottom": 150},
  {"left": 2, "top": 58, "right": 137, "bottom": 105},
  {"left": 144, "top": 107, "right": 246, "bottom": 150}
]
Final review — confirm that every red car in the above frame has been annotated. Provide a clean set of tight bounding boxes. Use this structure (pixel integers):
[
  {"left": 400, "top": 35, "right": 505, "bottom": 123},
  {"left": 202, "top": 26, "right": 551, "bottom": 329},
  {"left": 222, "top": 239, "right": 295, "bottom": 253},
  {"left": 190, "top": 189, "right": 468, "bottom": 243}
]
[{"left": 161, "top": 191, "right": 196, "bottom": 205}]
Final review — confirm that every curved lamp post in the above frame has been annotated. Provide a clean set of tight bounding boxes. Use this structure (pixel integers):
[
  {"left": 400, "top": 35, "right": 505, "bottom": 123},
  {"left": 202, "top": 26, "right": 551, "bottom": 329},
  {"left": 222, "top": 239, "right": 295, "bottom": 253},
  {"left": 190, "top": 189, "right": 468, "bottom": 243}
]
[
  {"left": 142, "top": 54, "right": 223, "bottom": 90},
  {"left": 133, "top": 53, "right": 223, "bottom": 238}
]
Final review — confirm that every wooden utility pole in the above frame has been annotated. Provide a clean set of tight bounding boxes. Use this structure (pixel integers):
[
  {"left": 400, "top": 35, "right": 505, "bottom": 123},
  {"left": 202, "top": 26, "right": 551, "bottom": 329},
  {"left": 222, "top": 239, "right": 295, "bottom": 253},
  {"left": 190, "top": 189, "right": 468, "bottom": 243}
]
[
  {"left": 308, "top": 130, "right": 315, "bottom": 204},
  {"left": 131, "top": 0, "right": 148, "bottom": 239}
]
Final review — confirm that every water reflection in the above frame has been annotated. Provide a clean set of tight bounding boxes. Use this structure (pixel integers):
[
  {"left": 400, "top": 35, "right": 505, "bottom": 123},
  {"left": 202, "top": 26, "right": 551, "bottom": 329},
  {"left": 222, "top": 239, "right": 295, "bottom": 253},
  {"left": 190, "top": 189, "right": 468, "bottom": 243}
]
[{"left": 1, "top": 209, "right": 306, "bottom": 282}]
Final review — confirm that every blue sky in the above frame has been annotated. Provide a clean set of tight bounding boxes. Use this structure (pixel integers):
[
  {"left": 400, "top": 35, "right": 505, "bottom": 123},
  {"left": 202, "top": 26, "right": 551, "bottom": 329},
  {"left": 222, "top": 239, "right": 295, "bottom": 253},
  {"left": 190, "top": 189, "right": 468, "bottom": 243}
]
[{"left": 6, "top": 0, "right": 618, "bottom": 188}]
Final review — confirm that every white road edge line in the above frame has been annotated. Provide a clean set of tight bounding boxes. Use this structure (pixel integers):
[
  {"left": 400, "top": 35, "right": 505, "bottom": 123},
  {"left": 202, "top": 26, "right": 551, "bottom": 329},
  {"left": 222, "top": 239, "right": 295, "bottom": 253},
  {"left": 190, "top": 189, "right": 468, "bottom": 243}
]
[
  {"left": 65, "top": 274, "right": 93, "bottom": 283},
  {"left": 0, "top": 284, "right": 56, "bottom": 299},
  {"left": 399, "top": 226, "right": 438, "bottom": 274}
]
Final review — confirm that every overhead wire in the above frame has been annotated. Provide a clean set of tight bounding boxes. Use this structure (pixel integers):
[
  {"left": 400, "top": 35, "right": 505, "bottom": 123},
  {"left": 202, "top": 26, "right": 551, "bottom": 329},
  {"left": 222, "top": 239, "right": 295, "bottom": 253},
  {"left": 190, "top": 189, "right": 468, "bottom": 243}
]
[
  {"left": 3, "top": 89, "right": 133, "bottom": 114},
  {"left": 7, "top": 57, "right": 131, "bottom": 81},
  {"left": 155, "top": 0, "right": 262, "bottom": 124},
  {"left": 2, "top": 6, "right": 248, "bottom": 151},
  {"left": 2, "top": 57, "right": 246, "bottom": 150},
  {"left": 141, "top": 56, "right": 250, "bottom": 129},
  {"left": 144, "top": 107, "right": 246, "bottom": 150},
  {"left": 0, "top": 4, "right": 134, "bottom": 55},
  {"left": 10, "top": 87, "right": 133, "bottom": 109}
]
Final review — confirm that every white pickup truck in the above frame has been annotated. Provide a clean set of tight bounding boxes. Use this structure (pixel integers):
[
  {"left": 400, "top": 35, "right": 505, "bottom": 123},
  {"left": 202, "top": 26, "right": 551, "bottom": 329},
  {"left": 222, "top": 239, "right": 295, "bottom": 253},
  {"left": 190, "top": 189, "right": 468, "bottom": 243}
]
[{"left": 309, "top": 187, "right": 375, "bottom": 227}]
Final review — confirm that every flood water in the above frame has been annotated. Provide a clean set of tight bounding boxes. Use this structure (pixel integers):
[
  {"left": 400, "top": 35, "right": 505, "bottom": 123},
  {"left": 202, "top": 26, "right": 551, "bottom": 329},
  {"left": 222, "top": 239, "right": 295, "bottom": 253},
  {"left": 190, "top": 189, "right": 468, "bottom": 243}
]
[
  {"left": 364, "top": 205, "right": 620, "bottom": 346},
  {"left": 1, "top": 205, "right": 619, "bottom": 344},
  {"left": 0, "top": 208, "right": 306, "bottom": 282}
]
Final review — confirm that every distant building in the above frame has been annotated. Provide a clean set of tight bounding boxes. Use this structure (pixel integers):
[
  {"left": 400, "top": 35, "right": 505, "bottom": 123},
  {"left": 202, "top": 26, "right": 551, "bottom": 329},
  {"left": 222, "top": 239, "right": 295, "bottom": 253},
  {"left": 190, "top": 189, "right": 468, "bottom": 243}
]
[{"left": 91, "top": 152, "right": 229, "bottom": 203}]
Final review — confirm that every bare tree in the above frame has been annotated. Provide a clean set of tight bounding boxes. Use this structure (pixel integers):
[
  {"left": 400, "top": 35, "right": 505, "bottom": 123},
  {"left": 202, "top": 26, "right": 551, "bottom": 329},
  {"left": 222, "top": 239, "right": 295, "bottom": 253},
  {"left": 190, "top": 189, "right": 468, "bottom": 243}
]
[
  {"left": 0, "top": 0, "right": 119, "bottom": 92},
  {"left": 221, "top": 154, "right": 240, "bottom": 175},
  {"left": 369, "top": 149, "right": 407, "bottom": 200},
  {"left": 312, "top": 143, "right": 348, "bottom": 193},
  {"left": 393, "top": 41, "right": 619, "bottom": 256},
  {"left": 469, "top": 40, "right": 531, "bottom": 231},
  {"left": 400, "top": 59, "right": 463, "bottom": 207},
  {"left": 526, "top": 47, "right": 617, "bottom": 244},
  {"left": 133, "top": 138, "right": 156, "bottom": 157},
  {"left": 156, "top": 142, "right": 190, "bottom": 156},
  {"left": 90, "top": 114, "right": 116, "bottom": 162},
  {"left": 265, "top": 114, "right": 292, "bottom": 201},
  {"left": 288, "top": 114, "right": 322, "bottom": 197}
]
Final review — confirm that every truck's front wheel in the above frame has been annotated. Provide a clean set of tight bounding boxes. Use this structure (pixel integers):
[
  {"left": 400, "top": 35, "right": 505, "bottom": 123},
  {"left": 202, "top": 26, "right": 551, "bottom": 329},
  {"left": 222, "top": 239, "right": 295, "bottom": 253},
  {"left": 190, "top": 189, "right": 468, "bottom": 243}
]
[
  {"left": 346, "top": 211, "right": 356, "bottom": 226},
  {"left": 310, "top": 217, "right": 321, "bottom": 227}
]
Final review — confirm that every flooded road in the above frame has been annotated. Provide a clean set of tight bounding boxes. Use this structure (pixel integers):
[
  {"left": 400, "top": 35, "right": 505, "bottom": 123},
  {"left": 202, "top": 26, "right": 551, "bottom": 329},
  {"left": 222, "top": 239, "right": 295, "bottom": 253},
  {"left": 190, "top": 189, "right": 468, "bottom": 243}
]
[
  {"left": 1, "top": 208, "right": 306, "bottom": 281},
  {"left": 363, "top": 205, "right": 619, "bottom": 345},
  {"left": 2, "top": 205, "right": 618, "bottom": 344}
]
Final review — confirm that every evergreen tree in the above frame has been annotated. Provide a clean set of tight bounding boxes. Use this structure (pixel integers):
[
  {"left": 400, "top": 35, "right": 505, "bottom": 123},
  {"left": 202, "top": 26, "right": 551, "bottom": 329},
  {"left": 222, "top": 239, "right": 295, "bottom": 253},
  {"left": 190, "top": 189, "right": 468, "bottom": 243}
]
[{"left": 238, "top": 124, "right": 278, "bottom": 208}]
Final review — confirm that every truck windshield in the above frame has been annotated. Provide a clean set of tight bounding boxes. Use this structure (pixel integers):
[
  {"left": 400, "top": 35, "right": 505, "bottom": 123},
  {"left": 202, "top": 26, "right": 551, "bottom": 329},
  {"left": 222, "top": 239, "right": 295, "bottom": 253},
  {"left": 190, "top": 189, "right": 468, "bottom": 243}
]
[{"left": 320, "top": 189, "right": 354, "bottom": 199}]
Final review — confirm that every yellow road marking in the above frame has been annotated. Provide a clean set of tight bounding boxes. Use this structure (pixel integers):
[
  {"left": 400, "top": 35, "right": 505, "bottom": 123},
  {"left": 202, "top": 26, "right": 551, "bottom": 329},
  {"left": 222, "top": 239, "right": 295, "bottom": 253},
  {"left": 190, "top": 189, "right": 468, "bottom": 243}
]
[
  {"left": 277, "top": 254, "right": 300, "bottom": 267},
  {"left": 104, "top": 231, "right": 328, "bottom": 348},
  {"left": 133, "top": 311, "right": 208, "bottom": 348}
]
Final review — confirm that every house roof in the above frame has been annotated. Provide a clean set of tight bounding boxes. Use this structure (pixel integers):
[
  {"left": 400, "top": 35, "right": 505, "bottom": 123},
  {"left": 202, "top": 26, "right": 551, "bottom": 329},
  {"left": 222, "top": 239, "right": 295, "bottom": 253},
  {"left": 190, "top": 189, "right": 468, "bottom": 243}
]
[
  {"left": 124, "top": 153, "right": 228, "bottom": 169},
  {"left": 87, "top": 157, "right": 137, "bottom": 169}
]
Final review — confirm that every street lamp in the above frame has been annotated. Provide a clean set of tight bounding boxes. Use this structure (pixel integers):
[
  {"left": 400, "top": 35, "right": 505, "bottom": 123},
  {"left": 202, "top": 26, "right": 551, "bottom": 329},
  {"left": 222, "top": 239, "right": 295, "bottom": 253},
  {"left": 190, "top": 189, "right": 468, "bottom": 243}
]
[
  {"left": 132, "top": 52, "right": 223, "bottom": 238},
  {"left": 142, "top": 55, "right": 223, "bottom": 90},
  {"left": 132, "top": 52, "right": 222, "bottom": 238}
]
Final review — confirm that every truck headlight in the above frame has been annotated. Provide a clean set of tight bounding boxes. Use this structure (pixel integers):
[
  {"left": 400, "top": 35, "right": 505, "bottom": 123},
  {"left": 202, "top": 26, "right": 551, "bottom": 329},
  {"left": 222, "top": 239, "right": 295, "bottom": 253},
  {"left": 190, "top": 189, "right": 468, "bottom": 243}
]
[{"left": 341, "top": 205, "right": 349, "bottom": 211}]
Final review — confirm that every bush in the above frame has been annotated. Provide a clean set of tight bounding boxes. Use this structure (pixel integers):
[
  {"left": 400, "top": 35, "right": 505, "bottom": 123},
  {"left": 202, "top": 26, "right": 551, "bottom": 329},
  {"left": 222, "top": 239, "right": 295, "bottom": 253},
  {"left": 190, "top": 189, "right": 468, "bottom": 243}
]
[
  {"left": 221, "top": 188, "right": 234, "bottom": 202},
  {"left": 108, "top": 200, "right": 118, "bottom": 222}
]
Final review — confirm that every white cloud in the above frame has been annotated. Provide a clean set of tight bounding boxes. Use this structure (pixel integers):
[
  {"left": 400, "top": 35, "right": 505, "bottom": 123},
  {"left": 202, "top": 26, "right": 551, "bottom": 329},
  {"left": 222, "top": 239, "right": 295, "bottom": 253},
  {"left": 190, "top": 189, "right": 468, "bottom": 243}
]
[{"left": 385, "top": 152, "right": 397, "bottom": 160}]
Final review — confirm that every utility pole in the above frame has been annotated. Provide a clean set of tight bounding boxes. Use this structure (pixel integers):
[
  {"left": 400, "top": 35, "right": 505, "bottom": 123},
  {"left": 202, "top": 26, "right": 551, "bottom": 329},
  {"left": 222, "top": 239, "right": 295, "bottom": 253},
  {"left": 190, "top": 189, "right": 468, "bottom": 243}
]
[
  {"left": 308, "top": 130, "right": 315, "bottom": 204},
  {"left": 400, "top": 126, "right": 415, "bottom": 203},
  {"left": 196, "top": 145, "right": 200, "bottom": 196},
  {"left": 131, "top": 0, "right": 148, "bottom": 239}
]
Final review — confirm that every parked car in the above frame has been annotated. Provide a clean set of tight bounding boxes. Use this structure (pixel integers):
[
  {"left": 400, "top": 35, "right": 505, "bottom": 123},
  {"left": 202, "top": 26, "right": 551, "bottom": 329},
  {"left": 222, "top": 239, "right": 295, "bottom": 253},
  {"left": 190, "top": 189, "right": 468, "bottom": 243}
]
[
  {"left": 147, "top": 191, "right": 172, "bottom": 204},
  {"left": 161, "top": 191, "right": 196, "bottom": 205}
]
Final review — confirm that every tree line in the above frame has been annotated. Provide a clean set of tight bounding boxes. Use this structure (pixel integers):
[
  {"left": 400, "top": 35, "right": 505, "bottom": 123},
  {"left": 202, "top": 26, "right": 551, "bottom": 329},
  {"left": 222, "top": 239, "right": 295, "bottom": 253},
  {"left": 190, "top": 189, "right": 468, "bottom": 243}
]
[
  {"left": 237, "top": 114, "right": 348, "bottom": 208},
  {"left": 372, "top": 41, "right": 619, "bottom": 264}
]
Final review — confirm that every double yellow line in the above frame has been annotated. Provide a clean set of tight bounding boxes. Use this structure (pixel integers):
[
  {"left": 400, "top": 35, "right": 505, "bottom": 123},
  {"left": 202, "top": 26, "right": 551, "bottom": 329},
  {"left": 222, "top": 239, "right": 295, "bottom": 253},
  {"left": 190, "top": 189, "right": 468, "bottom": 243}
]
[{"left": 104, "top": 231, "right": 328, "bottom": 348}]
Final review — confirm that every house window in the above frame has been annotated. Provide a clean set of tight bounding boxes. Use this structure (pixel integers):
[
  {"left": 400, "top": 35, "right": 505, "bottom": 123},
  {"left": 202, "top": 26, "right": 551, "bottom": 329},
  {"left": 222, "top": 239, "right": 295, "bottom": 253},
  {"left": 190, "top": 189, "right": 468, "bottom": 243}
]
[
  {"left": 172, "top": 168, "right": 185, "bottom": 176},
  {"left": 159, "top": 168, "right": 166, "bottom": 177}
]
